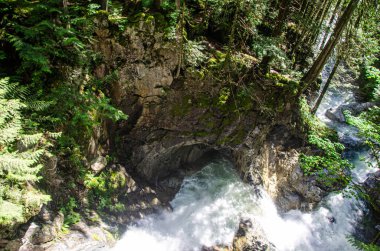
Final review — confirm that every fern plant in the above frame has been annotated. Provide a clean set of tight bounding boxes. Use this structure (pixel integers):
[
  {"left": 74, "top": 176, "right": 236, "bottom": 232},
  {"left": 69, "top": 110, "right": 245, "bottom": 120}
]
[{"left": 0, "top": 78, "right": 50, "bottom": 236}]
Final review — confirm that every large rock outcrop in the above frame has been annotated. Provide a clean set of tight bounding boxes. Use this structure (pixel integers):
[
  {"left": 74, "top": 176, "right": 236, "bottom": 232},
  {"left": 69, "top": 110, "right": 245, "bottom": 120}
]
[{"left": 90, "top": 16, "right": 324, "bottom": 213}]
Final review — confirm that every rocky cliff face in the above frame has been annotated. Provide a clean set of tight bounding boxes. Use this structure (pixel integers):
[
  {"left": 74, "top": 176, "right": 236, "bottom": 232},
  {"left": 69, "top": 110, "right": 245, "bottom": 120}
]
[
  {"left": 92, "top": 16, "right": 324, "bottom": 212},
  {"left": 3, "top": 16, "right": 326, "bottom": 251}
]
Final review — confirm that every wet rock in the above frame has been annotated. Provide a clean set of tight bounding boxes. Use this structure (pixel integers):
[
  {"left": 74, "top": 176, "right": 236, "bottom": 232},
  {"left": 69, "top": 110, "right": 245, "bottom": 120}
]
[
  {"left": 337, "top": 129, "right": 363, "bottom": 147},
  {"left": 90, "top": 156, "right": 108, "bottom": 174},
  {"left": 232, "top": 219, "right": 275, "bottom": 251},
  {"left": 326, "top": 107, "right": 346, "bottom": 122},
  {"left": 248, "top": 126, "right": 325, "bottom": 212},
  {"left": 325, "top": 102, "right": 379, "bottom": 123},
  {"left": 19, "top": 221, "right": 115, "bottom": 251},
  {"left": 92, "top": 16, "right": 319, "bottom": 218},
  {"left": 201, "top": 219, "right": 274, "bottom": 251},
  {"left": 363, "top": 171, "right": 380, "bottom": 211},
  {"left": 3, "top": 239, "right": 22, "bottom": 251},
  {"left": 30, "top": 213, "right": 64, "bottom": 244}
]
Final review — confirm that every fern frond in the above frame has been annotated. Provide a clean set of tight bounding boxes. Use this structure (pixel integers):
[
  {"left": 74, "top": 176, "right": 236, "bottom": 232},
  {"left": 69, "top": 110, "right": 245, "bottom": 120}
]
[
  {"left": 18, "top": 133, "right": 43, "bottom": 149},
  {"left": 0, "top": 79, "right": 29, "bottom": 100},
  {"left": 26, "top": 100, "right": 54, "bottom": 111},
  {"left": 0, "top": 118, "right": 22, "bottom": 145},
  {"left": 19, "top": 149, "right": 45, "bottom": 163},
  {"left": 47, "top": 131, "right": 62, "bottom": 139},
  {"left": 0, "top": 200, "right": 23, "bottom": 225}
]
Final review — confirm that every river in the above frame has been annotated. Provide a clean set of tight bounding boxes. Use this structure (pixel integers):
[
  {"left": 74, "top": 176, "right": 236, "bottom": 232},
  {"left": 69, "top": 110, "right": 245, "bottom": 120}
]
[{"left": 112, "top": 69, "right": 377, "bottom": 251}]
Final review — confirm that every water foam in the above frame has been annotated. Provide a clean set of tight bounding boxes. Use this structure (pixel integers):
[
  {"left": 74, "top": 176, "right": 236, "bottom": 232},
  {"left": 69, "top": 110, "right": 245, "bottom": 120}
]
[
  {"left": 112, "top": 160, "right": 260, "bottom": 251},
  {"left": 113, "top": 154, "right": 375, "bottom": 251}
]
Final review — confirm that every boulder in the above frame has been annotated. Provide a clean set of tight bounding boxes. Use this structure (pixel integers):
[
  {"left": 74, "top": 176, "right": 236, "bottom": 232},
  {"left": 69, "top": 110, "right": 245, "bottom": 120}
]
[
  {"left": 232, "top": 219, "right": 275, "bottom": 251},
  {"left": 90, "top": 156, "right": 108, "bottom": 174},
  {"left": 202, "top": 219, "right": 275, "bottom": 251},
  {"left": 363, "top": 171, "right": 380, "bottom": 212},
  {"left": 325, "top": 102, "right": 379, "bottom": 123}
]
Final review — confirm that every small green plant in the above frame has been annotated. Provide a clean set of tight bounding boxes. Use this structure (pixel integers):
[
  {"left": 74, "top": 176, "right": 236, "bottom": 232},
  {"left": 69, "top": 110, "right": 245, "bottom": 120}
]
[
  {"left": 345, "top": 109, "right": 380, "bottom": 167},
  {"left": 348, "top": 236, "right": 380, "bottom": 251},
  {"left": 361, "top": 66, "right": 380, "bottom": 101},
  {"left": 60, "top": 197, "right": 81, "bottom": 231},
  {"left": 184, "top": 40, "right": 208, "bottom": 68},
  {"left": 299, "top": 98, "right": 352, "bottom": 188},
  {"left": 218, "top": 87, "right": 231, "bottom": 106},
  {"left": 84, "top": 169, "right": 126, "bottom": 213}
]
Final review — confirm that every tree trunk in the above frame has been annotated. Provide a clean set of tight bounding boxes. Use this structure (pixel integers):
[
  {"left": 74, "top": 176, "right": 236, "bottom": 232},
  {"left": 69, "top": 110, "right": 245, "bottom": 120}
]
[
  {"left": 258, "top": 55, "right": 274, "bottom": 75},
  {"left": 300, "top": 0, "right": 310, "bottom": 16},
  {"left": 272, "top": 0, "right": 292, "bottom": 37},
  {"left": 301, "top": 0, "right": 359, "bottom": 90},
  {"left": 175, "top": 0, "right": 185, "bottom": 77},
  {"left": 100, "top": 0, "right": 108, "bottom": 11},
  {"left": 311, "top": 57, "right": 341, "bottom": 114},
  {"left": 319, "top": 0, "right": 343, "bottom": 50},
  {"left": 311, "top": 0, "right": 333, "bottom": 45},
  {"left": 153, "top": 0, "right": 162, "bottom": 10}
]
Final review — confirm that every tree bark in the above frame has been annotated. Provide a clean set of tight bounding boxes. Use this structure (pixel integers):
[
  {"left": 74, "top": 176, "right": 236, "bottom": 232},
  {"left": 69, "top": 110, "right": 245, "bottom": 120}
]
[
  {"left": 272, "top": 0, "right": 292, "bottom": 37},
  {"left": 319, "top": 0, "right": 343, "bottom": 50},
  {"left": 311, "top": 57, "right": 341, "bottom": 114},
  {"left": 100, "top": 0, "right": 108, "bottom": 11},
  {"left": 153, "top": 0, "right": 162, "bottom": 10},
  {"left": 301, "top": 0, "right": 359, "bottom": 90},
  {"left": 175, "top": 0, "right": 185, "bottom": 77},
  {"left": 258, "top": 55, "right": 274, "bottom": 75},
  {"left": 312, "top": 0, "right": 333, "bottom": 44}
]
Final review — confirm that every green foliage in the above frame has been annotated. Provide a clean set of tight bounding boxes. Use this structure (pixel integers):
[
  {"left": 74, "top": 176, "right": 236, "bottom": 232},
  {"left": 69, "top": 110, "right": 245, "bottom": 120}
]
[
  {"left": 84, "top": 169, "right": 126, "bottom": 213},
  {"left": 300, "top": 134, "right": 352, "bottom": 188},
  {"left": 60, "top": 197, "right": 81, "bottom": 229},
  {"left": 0, "top": 1, "right": 129, "bottom": 235},
  {"left": 207, "top": 0, "right": 267, "bottom": 46},
  {"left": 252, "top": 36, "right": 289, "bottom": 70},
  {"left": 299, "top": 98, "right": 337, "bottom": 139},
  {"left": 0, "top": 78, "right": 51, "bottom": 229},
  {"left": 184, "top": 40, "right": 208, "bottom": 68},
  {"left": 218, "top": 87, "right": 231, "bottom": 106},
  {"left": 265, "top": 72, "right": 299, "bottom": 95},
  {"left": 361, "top": 66, "right": 380, "bottom": 102},
  {"left": 299, "top": 98, "right": 352, "bottom": 188},
  {"left": 348, "top": 237, "right": 380, "bottom": 251},
  {"left": 345, "top": 108, "right": 380, "bottom": 167}
]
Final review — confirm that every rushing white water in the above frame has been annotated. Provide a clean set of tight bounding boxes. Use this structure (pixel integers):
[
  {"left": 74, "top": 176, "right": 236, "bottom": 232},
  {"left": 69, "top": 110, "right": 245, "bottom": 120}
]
[
  {"left": 113, "top": 65, "right": 378, "bottom": 251},
  {"left": 112, "top": 159, "right": 260, "bottom": 251},
  {"left": 113, "top": 153, "right": 375, "bottom": 251}
]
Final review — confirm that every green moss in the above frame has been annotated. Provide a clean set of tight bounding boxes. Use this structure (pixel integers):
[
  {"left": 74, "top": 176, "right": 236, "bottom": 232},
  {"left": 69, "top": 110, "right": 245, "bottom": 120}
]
[
  {"left": 266, "top": 72, "right": 300, "bottom": 95},
  {"left": 230, "top": 128, "right": 246, "bottom": 145},
  {"left": 299, "top": 98, "right": 337, "bottom": 139},
  {"left": 170, "top": 97, "right": 193, "bottom": 116},
  {"left": 193, "top": 131, "right": 210, "bottom": 137}
]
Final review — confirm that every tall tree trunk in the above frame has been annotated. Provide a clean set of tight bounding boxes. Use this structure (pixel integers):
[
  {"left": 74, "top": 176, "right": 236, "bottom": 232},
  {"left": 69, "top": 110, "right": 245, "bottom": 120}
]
[
  {"left": 319, "top": 0, "right": 343, "bottom": 50},
  {"left": 311, "top": 0, "right": 333, "bottom": 45},
  {"left": 153, "top": 0, "right": 162, "bottom": 10},
  {"left": 311, "top": 57, "right": 341, "bottom": 114},
  {"left": 175, "top": 0, "right": 185, "bottom": 77},
  {"left": 302, "top": 0, "right": 311, "bottom": 18},
  {"left": 301, "top": 0, "right": 359, "bottom": 90},
  {"left": 272, "top": 0, "right": 292, "bottom": 37},
  {"left": 100, "top": 0, "right": 108, "bottom": 11},
  {"left": 300, "top": 0, "right": 309, "bottom": 15}
]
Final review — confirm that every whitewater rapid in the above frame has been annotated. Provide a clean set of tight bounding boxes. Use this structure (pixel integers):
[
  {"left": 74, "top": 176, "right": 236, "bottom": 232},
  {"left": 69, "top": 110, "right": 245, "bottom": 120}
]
[
  {"left": 113, "top": 64, "right": 377, "bottom": 251},
  {"left": 112, "top": 160, "right": 259, "bottom": 251},
  {"left": 112, "top": 152, "right": 375, "bottom": 251}
]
